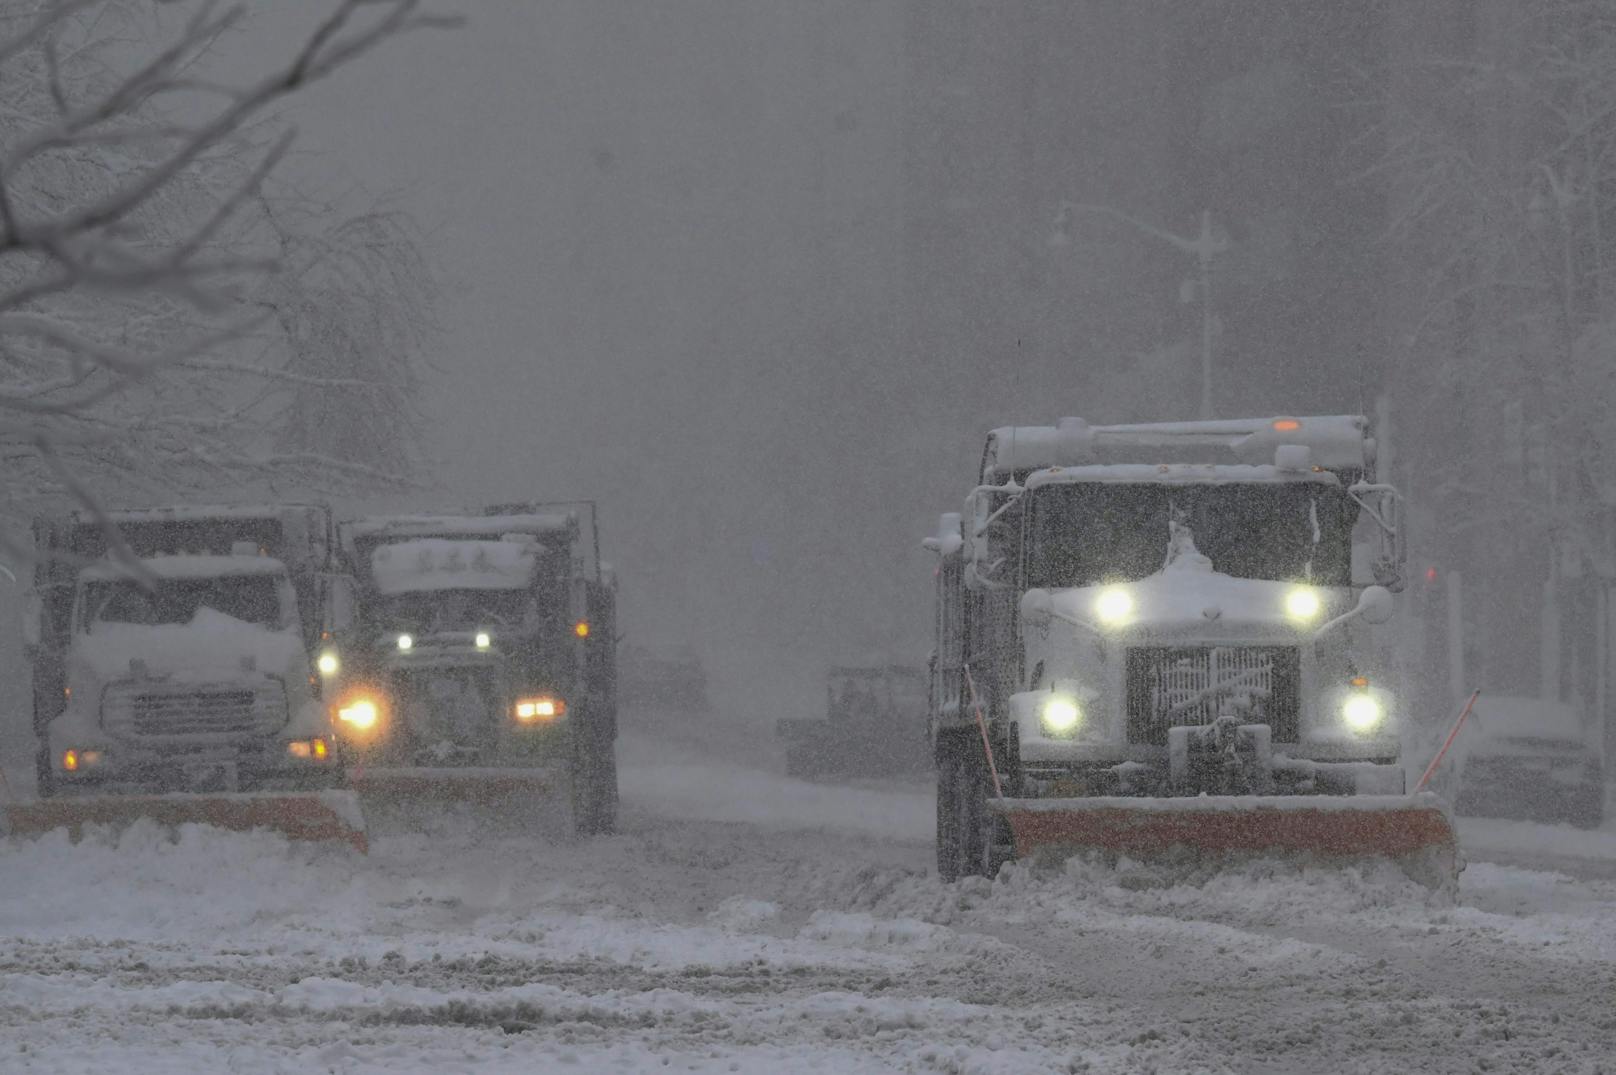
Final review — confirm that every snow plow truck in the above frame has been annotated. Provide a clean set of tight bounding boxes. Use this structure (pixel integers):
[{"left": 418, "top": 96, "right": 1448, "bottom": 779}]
[
  {"left": 778, "top": 664, "right": 931, "bottom": 780},
  {"left": 327, "top": 503, "right": 619, "bottom": 835},
  {"left": 924, "top": 415, "right": 1458, "bottom": 888},
  {"left": 6, "top": 504, "right": 366, "bottom": 850}
]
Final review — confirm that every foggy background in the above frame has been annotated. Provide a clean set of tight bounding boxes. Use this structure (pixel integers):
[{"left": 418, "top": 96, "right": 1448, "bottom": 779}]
[{"left": 5, "top": 1, "right": 1611, "bottom": 747}]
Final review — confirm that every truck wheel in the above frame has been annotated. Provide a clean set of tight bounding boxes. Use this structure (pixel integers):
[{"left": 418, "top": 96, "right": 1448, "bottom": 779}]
[
  {"left": 936, "top": 734, "right": 990, "bottom": 882},
  {"left": 935, "top": 748, "right": 961, "bottom": 881},
  {"left": 34, "top": 745, "right": 54, "bottom": 799},
  {"left": 570, "top": 716, "right": 617, "bottom": 837}
]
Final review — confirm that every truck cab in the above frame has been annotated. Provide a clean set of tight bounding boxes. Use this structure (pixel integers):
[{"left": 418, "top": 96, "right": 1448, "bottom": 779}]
[
  {"left": 928, "top": 416, "right": 1408, "bottom": 871},
  {"left": 329, "top": 504, "right": 619, "bottom": 832},
  {"left": 29, "top": 505, "right": 342, "bottom": 796},
  {"left": 331, "top": 522, "right": 582, "bottom": 766}
]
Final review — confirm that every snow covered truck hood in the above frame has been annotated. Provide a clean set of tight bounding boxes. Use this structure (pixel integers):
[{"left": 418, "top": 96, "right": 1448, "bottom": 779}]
[{"left": 71, "top": 609, "right": 309, "bottom": 685}]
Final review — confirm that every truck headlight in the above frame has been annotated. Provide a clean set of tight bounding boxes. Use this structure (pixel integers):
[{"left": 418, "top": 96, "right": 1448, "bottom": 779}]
[
  {"left": 1041, "top": 696, "right": 1082, "bottom": 735},
  {"left": 514, "top": 696, "right": 566, "bottom": 722},
  {"left": 1342, "top": 694, "right": 1383, "bottom": 732},
  {"left": 1285, "top": 587, "right": 1322, "bottom": 623},
  {"left": 316, "top": 650, "right": 340, "bottom": 677},
  {"left": 396, "top": 633, "right": 414, "bottom": 651},
  {"left": 1094, "top": 587, "right": 1133, "bottom": 625},
  {"left": 474, "top": 631, "right": 491, "bottom": 650},
  {"left": 338, "top": 698, "right": 379, "bottom": 730}
]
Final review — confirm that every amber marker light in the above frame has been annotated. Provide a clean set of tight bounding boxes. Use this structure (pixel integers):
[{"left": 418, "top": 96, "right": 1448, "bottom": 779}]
[
  {"left": 62, "top": 750, "right": 79, "bottom": 772},
  {"left": 514, "top": 696, "right": 566, "bottom": 722},
  {"left": 574, "top": 621, "right": 590, "bottom": 639},
  {"left": 1272, "top": 418, "right": 1302, "bottom": 432}
]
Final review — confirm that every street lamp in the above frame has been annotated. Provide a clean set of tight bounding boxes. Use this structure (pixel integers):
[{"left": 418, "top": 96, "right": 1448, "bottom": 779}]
[{"left": 1050, "top": 202, "right": 1228, "bottom": 420}]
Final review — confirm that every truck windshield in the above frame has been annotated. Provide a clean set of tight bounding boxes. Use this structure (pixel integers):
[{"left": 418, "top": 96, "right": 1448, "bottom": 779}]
[
  {"left": 376, "top": 589, "right": 537, "bottom": 634},
  {"left": 1024, "top": 481, "right": 1357, "bottom": 588},
  {"left": 82, "top": 574, "right": 285, "bottom": 632}
]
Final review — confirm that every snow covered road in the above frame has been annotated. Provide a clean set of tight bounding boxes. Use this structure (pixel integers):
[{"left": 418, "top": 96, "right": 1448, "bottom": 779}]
[{"left": 2, "top": 734, "right": 1614, "bottom": 1073}]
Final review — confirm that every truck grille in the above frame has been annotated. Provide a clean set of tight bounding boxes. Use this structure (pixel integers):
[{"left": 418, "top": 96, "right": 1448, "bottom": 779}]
[
  {"left": 102, "top": 682, "right": 289, "bottom": 740},
  {"left": 1124, "top": 646, "right": 1301, "bottom": 745}
]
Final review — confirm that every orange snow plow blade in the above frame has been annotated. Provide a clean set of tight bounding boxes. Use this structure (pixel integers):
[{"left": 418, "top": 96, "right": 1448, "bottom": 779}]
[
  {"left": 3, "top": 791, "right": 368, "bottom": 852},
  {"left": 990, "top": 794, "right": 1460, "bottom": 889},
  {"left": 349, "top": 767, "right": 554, "bottom": 808}
]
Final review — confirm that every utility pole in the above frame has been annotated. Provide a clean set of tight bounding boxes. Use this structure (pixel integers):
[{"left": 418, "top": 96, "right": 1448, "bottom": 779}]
[{"left": 1050, "top": 203, "right": 1226, "bottom": 419}]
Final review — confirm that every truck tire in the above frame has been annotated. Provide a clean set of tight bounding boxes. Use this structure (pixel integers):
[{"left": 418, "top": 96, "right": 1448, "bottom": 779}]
[
  {"left": 936, "top": 733, "right": 989, "bottom": 882},
  {"left": 570, "top": 713, "right": 618, "bottom": 837},
  {"left": 936, "top": 730, "right": 1015, "bottom": 882},
  {"left": 34, "top": 744, "right": 54, "bottom": 799}
]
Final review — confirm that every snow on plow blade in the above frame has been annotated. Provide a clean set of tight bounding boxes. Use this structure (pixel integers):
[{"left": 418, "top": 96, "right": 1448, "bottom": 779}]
[
  {"left": 990, "top": 794, "right": 1460, "bottom": 889},
  {"left": 348, "top": 767, "right": 554, "bottom": 807},
  {"left": 2, "top": 791, "right": 368, "bottom": 852}
]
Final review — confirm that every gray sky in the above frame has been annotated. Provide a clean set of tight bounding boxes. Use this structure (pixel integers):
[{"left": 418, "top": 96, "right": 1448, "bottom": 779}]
[{"left": 241, "top": 3, "right": 919, "bottom": 709}]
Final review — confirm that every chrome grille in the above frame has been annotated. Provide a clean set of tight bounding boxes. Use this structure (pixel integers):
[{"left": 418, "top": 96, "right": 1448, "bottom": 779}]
[
  {"left": 1125, "top": 646, "right": 1300, "bottom": 745},
  {"left": 103, "top": 682, "right": 289, "bottom": 740}
]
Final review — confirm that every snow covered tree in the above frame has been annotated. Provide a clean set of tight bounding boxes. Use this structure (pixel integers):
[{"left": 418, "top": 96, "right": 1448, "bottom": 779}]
[
  {"left": 1368, "top": 1, "right": 1616, "bottom": 714},
  {"left": 0, "top": 0, "right": 451, "bottom": 557}
]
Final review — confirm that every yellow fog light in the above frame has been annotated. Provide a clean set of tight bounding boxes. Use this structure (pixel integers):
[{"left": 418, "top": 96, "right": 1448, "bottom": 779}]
[
  {"left": 290, "top": 738, "right": 330, "bottom": 759},
  {"left": 1284, "top": 587, "right": 1322, "bottom": 622},
  {"left": 396, "top": 633, "right": 414, "bottom": 651},
  {"left": 1093, "top": 587, "right": 1133, "bottom": 625},
  {"left": 1342, "top": 694, "right": 1383, "bottom": 732},
  {"left": 316, "top": 650, "right": 340, "bottom": 677},
  {"left": 1040, "top": 696, "right": 1082, "bottom": 735},
  {"left": 475, "top": 631, "right": 491, "bottom": 650},
  {"left": 60, "top": 749, "right": 104, "bottom": 771},
  {"left": 338, "top": 698, "right": 379, "bottom": 730}
]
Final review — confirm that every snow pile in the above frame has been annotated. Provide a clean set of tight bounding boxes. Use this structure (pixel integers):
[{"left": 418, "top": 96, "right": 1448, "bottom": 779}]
[{"left": 707, "top": 895, "right": 780, "bottom": 931}]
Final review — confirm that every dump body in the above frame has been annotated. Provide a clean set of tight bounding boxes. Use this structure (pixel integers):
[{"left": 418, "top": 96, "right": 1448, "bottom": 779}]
[
  {"left": 778, "top": 665, "right": 930, "bottom": 779},
  {"left": 331, "top": 503, "right": 619, "bottom": 833},
  {"left": 926, "top": 416, "right": 1457, "bottom": 885}
]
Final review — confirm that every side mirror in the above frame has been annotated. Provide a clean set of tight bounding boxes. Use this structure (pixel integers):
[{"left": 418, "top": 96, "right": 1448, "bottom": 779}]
[
  {"left": 20, "top": 589, "right": 42, "bottom": 651},
  {"left": 324, "top": 574, "right": 356, "bottom": 634},
  {"left": 1019, "top": 588, "right": 1054, "bottom": 626},
  {"left": 1368, "top": 487, "right": 1407, "bottom": 591},
  {"left": 1357, "top": 585, "right": 1395, "bottom": 625}
]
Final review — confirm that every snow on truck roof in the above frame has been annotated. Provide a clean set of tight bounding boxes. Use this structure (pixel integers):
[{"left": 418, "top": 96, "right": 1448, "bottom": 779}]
[
  {"left": 77, "top": 504, "right": 324, "bottom": 524},
  {"left": 370, "top": 538, "right": 539, "bottom": 595},
  {"left": 79, "top": 555, "right": 288, "bottom": 582},
  {"left": 343, "top": 513, "right": 577, "bottom": 543},
  {"left": 983, "top": 415, "right": 1372, "bottom": 477},
  {"left": 1022, "top": 463, "right": 1341, "bottom": 489}
]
